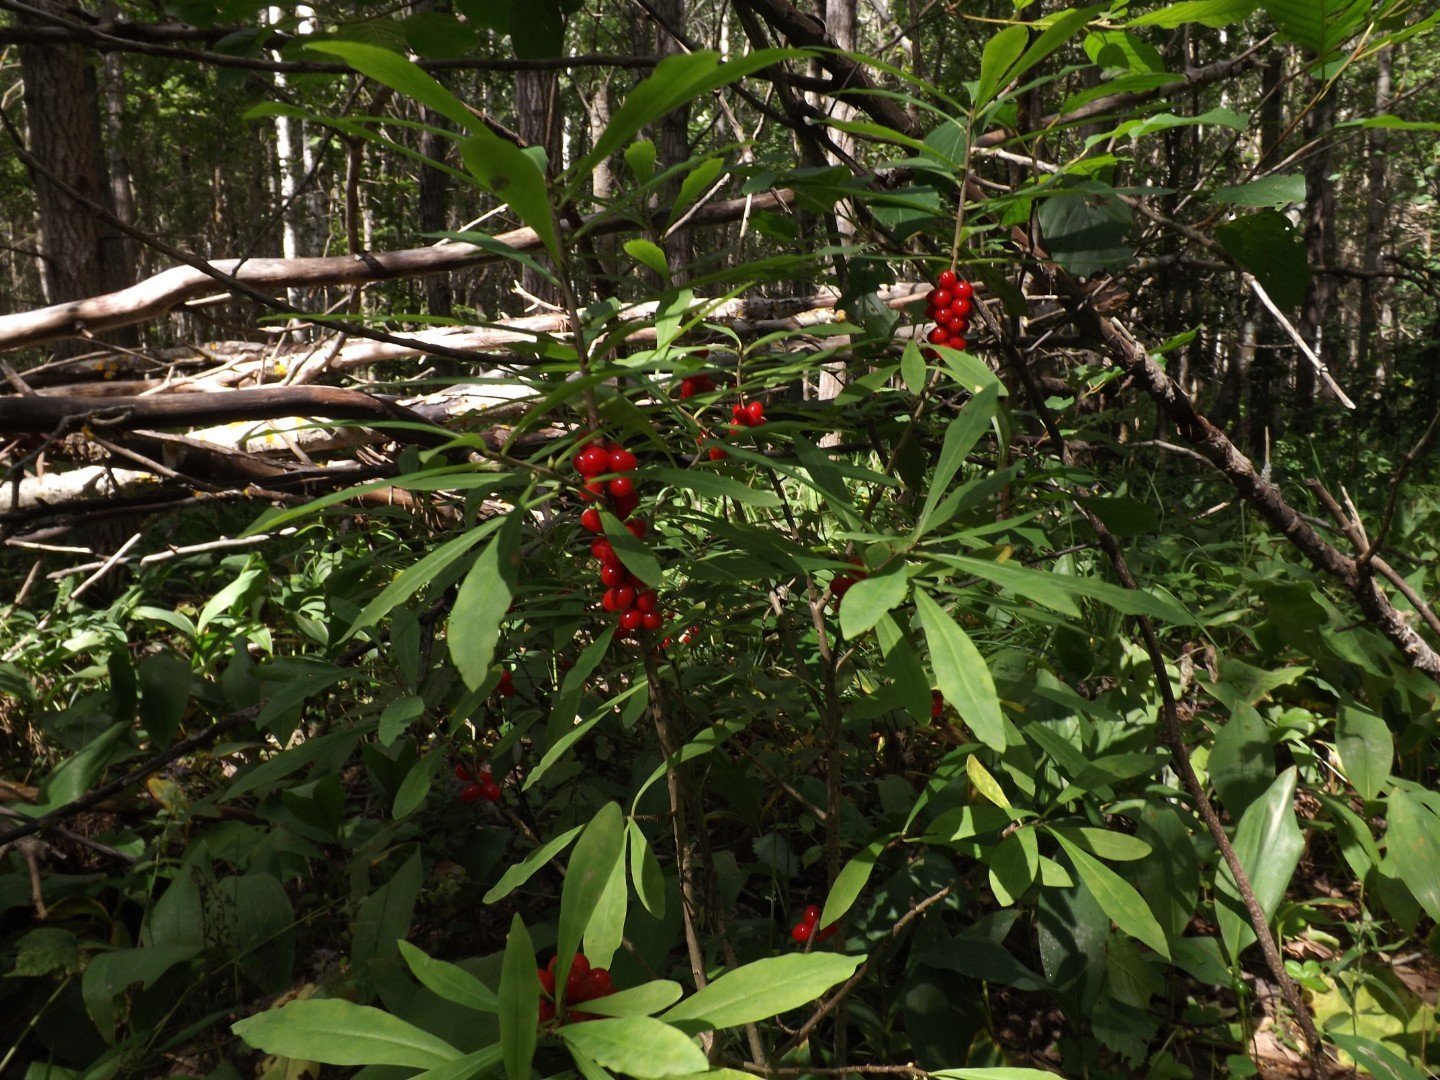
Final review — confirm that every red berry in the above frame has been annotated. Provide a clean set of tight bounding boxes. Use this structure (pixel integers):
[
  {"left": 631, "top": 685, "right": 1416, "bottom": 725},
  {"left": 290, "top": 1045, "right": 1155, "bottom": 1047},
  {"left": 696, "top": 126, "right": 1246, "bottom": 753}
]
[
  {"left": 497, "top": 670, "right": 516, "bottom": 698},
  {"left": 582, "top": 968, "right": 613, "bottom": 1000},
  {"left": 460, "top": 783, "right": 485, "bottom": 803},
  {"left": 478, "top": 765, "right": 492, "bottom": 780},
  {"left": 945, "top": 317, "right": 968, "bottom": 337},
  {"left": 803, "top": 904, "right": 822, "bottom": 924},
  {"left": 579, "top": 479, "right": 607, "bottom": 503},
  {"left": 619, "top": 610, "right": 642, "bottom": 632},
  {"left": 745, "top": 400, "right": 765, "bottom": 426},
  {"left": 636, "top": 590, "right": 658, "bottom": 613},
  {"left": 679, "top": 378, "right": 697, "bottom": 399},
  {"left": 927, "top": 327, "right": 949, "bottom": 345},
  {"left": 951, "top": 337, "right": 968, "bottom": 351},
  {"left": 602, "top": 588, "right": 620, "bottom": 612},
  {"left": 932, "top": 305, "right": 954, "bottom": 325},
  {"left": 922, "top": 347, "right": 939, "bottom": 360},
  {"left": 953, "top": 280, "right": 974, "bottom": 301},
  {"left": 580, "top": 507, "right": 603, "bottom": 533},
  {"left": 791, "top": 922, "right": 813, "bottom": 943},
  {"left": 832, "top": 574, "right": 854, "bottom": 598},
  {"left": 539, "top": 999, "right": 555, "bottom": 1022},
  {"left": 575, "top": 445, "right": 609, "bottom": 477},
  {"left": 625, "top": 520, "right": 647, "bottom": 539},
  {"left": 698, "top": 375, "right": 715, "bottom": 391},
  {"left": 572, "top": 954, "right": 591, "bottom": 977},
  {"left": 816, "top": 923, "right": 839, "bottom": 943},
  {"left": 932, "top": 690, "right": 944, "bottom": 719},
  {"left": 732, "top": 403, "right": 747, "bottom": 424},
  {"left": 641, "top": 611, "right": 663, "bottom": 631},
  {"left": 924, "top": 289, "right": 943, "bottom": 310},
  {"left": 455, "top": 763, "right": 472, "bottom": 782},
  {"left": 591, "top": 538, "right": 614, "bottom": 563},
  {"left": 937, "top": 269, "right": 958, "bottom": 290},
  {"left": 709, "top": 446, "right": 728, "bottom": 461},
  {"left": 546, "top": 955, "right": 560, "bottom": 974},
  {"left": 614, "top": 586, "right": 636, "bottom": 610},
  {"left": 600, "top": 563, "right": 627, "bottom": 587},
  {"left": 480, "top": 781, "right": 502, "bottom": 802},
  {"left": 609, "top": 447, "right": 638, "bottom": 473},
  {"left": 951, "top": 296, "right": 972, "bottom": 318},
  {"left": 538, "top": 967, "right": 556, "bottom": 996},
  {"left": 930, "top": 288, "right": 952, "bottom": 309},
  {"left": 612, "top": 491, "right": 640, "bottom": 519}
]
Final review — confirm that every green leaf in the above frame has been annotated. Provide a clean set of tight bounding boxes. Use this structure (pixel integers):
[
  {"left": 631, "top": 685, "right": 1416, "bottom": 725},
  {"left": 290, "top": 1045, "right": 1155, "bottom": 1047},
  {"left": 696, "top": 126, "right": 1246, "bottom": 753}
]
[
  {"left": 580, "top": 979, "right": 685, "bottom": 1018},
  {"left": 819, "top": 840, "right": 885, "bottom": 928},
  {"left": 1052, "top": 832, "right": 1170, "bottom": 958},
  {"left": 1335, "top": 703, "right": 1392, "bottom": 801},
  {"left": 900, "top": 340, "right": 927, "bottom": 396},
  {"left": 352, "top": 851, "right": 423, "bottom": 968},
  {"left": 393, "top": 751, "right": 442, "bottom": 820},
  {"left": 1084, "top": 29, "right": 1166, "bottom": 73},
  {"left": 412, "top": 1044, "right": 505, "bottom": 1080},
  {"left": 584, "top": 843, "right": 629, "bottom": 970},
  {"left": 460, "top": 130, "right": 559, "bottom": 259},
  {"left": 628, "top": 819, "right": 667, "bottom": 918},
  {"left": 915, "top": 589, "right": 1005, "bottom": 751},
  {"left": 601, "top": 512, "right": 663, "bottom": 587},
  {"left": 651, "top": 467, "right": 780, "bottom": 507},
  {"left": 661, "top": 954, "right": 863, "bottom": 1030},
  {"left": 197, "top": 563, "right": 263, "bottom": 633},
  {"left": 559, "top": 1017, "right": 708, "bottom": 1078},
  {"left": 1215, "top": 767, "right": 1303, "bottom": 963},
  {"left": 623, "top": 239, "right": 670, "bottom": 278},
  {"left": 667, "top": 157, "right": 727, "bottom": 227},
  {"left": 483, "top": 825, "right": 584, "bottom": 903},
  {"left": 967, "top": 754, "right": 1010, "bottom": 808},
  {"left": 840, "top": 564, "right": 909, "bottom": 639},
  {"left": 379, "top": 694, "right": 426, "bottom": 747},
  {"left": 624, "top": 140, "right": 656, "bottom": 184},
  {"left": 398, "top": 940, "right": 498, "bottom": 1013},
  {"left": 1384, "top": 790, "right": 1440, "bottom": 924},
  {"left": 576, "top": 50, "right": 805, "bottom": 184},
  {"left": 973, "top": 24, "right": 1029, "bottom": 110},
  {"left": 85, "top": 945, "right": 201, "bottom": 1040},
  {"left": 1207, "top": 702, "right": 1273, "bottom": 818},
  {"left": 988, "top": 828, "right": 1038, "bottom": 906},
  {"left": 1037, "top": 184, "right": 1135, "bottom": 276},
  {"left": 557, "top": 803, "right": 626, "bottom": 1000},
  {"left": 1049, "top": 826, "right": 1153, "bottom": 862},
  {"left": 1212, "top": 173, "right": 1306, "bottom": 208},
  {"left": 917, "top": 383, "right": 1000, "bottom": 536},
  {"left": 304, "top": 42, "right": 482, "bottom": 135},
  {"left": 1216, "top": 209, "right": 1311, "bottom": 309},
  {"left": 450, "top": 511, "right": 522, "bottom": 691},
  {"left": 1259, "top": 0, "right": 1369, "bottom": 60},
  {"left": 936, "top": 553, "right": 1192, "bottom": 625},
  {"left": 232, "top": 998, "right": 462, "bottom": 1068},
  {"left": 499, "top": 915, "right": 539, "bottom": 1080},
  {"left": 932, "top": 1068, "right": 1068, "bottom": 1079},
  {"left": 31, "top": 721, "right": 128, "bottom": 814},
  {"left": 343, "top": 521, "right": 497, "bottom": 642},
  {"left": 1126, "top": 0, "right": 1258, "bottom": 28}
]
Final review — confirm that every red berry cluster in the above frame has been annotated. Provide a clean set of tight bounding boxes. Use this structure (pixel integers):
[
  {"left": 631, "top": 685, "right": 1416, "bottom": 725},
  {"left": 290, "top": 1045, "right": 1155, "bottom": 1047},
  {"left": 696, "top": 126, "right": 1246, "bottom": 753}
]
[
  {"left": 923, "top": 269, "right": 974, "bottom": 356},
  {"left": 593, "top": 537, "right": 664, "bottom": 634},
  {"left": 790, "top": 904, "right": 839, "bottom": 945},
  {"left": 537, "top": 952, "right": 614, "bottom": 1024},
  {"left": 703, "top": 398, "right": 765, "bottom": 462},
  {"left": 574, "top": 441, "right": 641, "bottom": 535},
  {"left": 495, "top": 669, "right": 516, "bottom": 699},
  {"left": 455, "top": 762, "right": 501, "bottom": 803},
  {"left": 931, "top": 689, "right": 944, "bottom": 720}
]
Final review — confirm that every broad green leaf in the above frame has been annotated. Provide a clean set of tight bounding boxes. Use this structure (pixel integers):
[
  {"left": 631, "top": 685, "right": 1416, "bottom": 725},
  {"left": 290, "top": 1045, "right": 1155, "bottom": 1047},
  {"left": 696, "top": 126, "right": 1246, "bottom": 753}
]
[
  {"left": 900, "top": 340, "right": 927, "bottom": 396},
  {"left": 450, "top": 510, "right": 522, "bottom": 691},
  {"left": 197, "top": 563, "right": 262, "bottom": 632},
  {"left": 973, "top": 24, "right": 1029, "bottom": 110},
  {"left": 667, "top": 157, "right": 727, "bottom": 226},
  {"left": 1327, "top": 1033, "right": 1432, "bottom": 1080},
  {"left": 917, "top": 383, "right": 1000, "bottom": 535},
  {"left": 1084, "top": 29, "right": 1166, "bottom": 73},
  {"left": 86, "top": 945, "right": 201, "bottom": 1040},
  {"left": 625, "top": 140, "right": 656, "bottom": 184},
  {"left": 343, "top": 521, "right": 497, "bottom": 642},
  {"left": 1126, "top": 0, "right": 1258, "bottom": 28},
  {"left": 379, "top": 694, "right": 426, "bottom": 747},
  {"left": 967, "top": 754, "right": 1010, "bottom": 808},
  {"left": 398, "top": 940, "right": 498, "bottom": 1013},
  {"left": 915, "top": 589, "right": 1005, "bottom": 750},
  {"left": 1385, "top": 790, "right": 1440, "bottom": 924},
  {"left": 580, "top": 980, "right": 684, "bottom": 1018},
  {"left": 1335, "top": 703, "right": 1392, "bottom": 801},
  {"left": 30, "top": 721, "right": 128, "bottom": 813},
  {"left": 1213, "top": 173, "right": 1306, "bottom": 208},
  {"left": 483, "top": 825, "right": 584, "bottom": 903},
  {"left": 305, "top": 42, "right": 482, "bottom": 135},
  {"left": 624, "top": 239, "right": 669, "bottom": 278},
  {"left": 988, "top": 828, "right": 1038, "bottom": 906},
  {"left": 1049, "top": 826, "right": 1152, "bottom": 862},
  {"left": 1260, "top": 0, "right": 1369, "bottom": 60},
  {"left": 460, "top": 130, "right": 559, "bottom": 259},
  {"left": 840, "top": 564, "right": 909, "bottom": 638},
  {"left": 1216, "top": 209, "right": 1310, "bottom": 309},
  {"left": 232, "top": 999, "right": 462, "bottom": 1068},
  {"left": 628, "top": 819, "right": 667, "bottom": 918},
  {"left": 652, "top": 468, "right": 780, "bottom": 507},
  {"left": 393, "top": 752, "right": 442, "bottom": 820},
  {"left": 557, "top": 803, "right": 626, "bottom": 999},
  {"left": 559, "top": 1017, "right": 708, "bottom": 1079},
  {"left": 412, "top": 1044, "right": 505, "bottom": 1080},
  {"left": 1052, "top": 832, "right": 1170, "bottom": 958},
  {"left": 602, "top": 511, "right": 663, "bottom": 587},
  {"left": 499, "top": 915, "right": 539, "bottom": 1080},
  {"left": 352, "top": 851, "right": 422, "bottom": 968},
  {"left": 819, "top": 840, "right": 885, "bottom": 928},
  {"left": 1215, "top": 767, "right": 1303, "bottom": 962},
  {"left": 662, "top": 954, "right": 863, "bottom": 1030},
  {"left": 1037, "top": 184, "right": 1135, "bottom": 276},
  {"left": 584, "top": 843, "right": 629, "bottom": 970},
  {"left": 1207, "top": 702, "right": 1273, "bottom": 818}
]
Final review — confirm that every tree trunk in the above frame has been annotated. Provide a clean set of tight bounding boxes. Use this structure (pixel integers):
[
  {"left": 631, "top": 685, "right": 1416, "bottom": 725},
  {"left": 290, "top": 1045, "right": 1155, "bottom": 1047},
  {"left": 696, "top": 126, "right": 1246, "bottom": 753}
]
[
  {"left": 1245, "top": 53, "right": 1285, "bottom": 451},
  {"left": 17, "top": 0, "right": 131, "bottom": 326},
  {"left": 1359, "top": 46, "right": 1392, "bottom": 383},
  {"left": 516, "top": 67, "right": 563, "bottom": 304},
  {"left": 653, "top": 0, "right": 693, "bottom": 279},
  {"left": 1294, "top": 83, "right": 1338, "bottom": 430}
]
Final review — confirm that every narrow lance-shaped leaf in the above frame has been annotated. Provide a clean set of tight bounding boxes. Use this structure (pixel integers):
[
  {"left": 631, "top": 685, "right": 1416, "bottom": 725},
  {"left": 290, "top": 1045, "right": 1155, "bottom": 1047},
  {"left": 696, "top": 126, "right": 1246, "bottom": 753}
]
[
  {"left": 498, "top": 915, "right": 539, "bottom": 1080},
  {"left": 450, "top": 510, "right": 522, "bottom": 691},
  {"left": 915, "top": 589, "right": 1005, "bottom": 750}
]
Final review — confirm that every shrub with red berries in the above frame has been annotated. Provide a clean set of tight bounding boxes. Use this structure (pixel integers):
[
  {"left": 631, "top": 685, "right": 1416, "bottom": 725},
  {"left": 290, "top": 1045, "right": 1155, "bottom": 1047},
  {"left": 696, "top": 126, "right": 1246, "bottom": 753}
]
[
  {"left": 921, "top": 268, "right": 974, "bottom": 356},
  {"left": 455, "top": 762, "right": 502, "bottom": 803},
  {"left": 537, "top": 952, "right": 614, "bottom": 1024}
]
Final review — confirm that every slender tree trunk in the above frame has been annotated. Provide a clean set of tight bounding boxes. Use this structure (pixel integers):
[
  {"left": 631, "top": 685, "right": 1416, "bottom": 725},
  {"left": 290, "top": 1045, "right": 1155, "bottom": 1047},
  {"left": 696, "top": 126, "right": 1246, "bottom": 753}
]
[
  {"left": 516, "top": 67, "right": 563, "bottom": 303},
  {"left": 1359, "top": 47, "right": 1392, "bottom": 383},
  {"left": 654, "top": 0, "right": 693, "bottom": 278},
  {"left": 16, "top": 0, "right": 131, "bottom": 322},
  {"left": 1245, "top": 53, "right": 1285, "bottom": 451},
  {"left": 1295, "top": 84, "right": 1337, "bottom": 430},
  {"left": 419, "top": 107, "right": 453, "bottom": 319}
]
